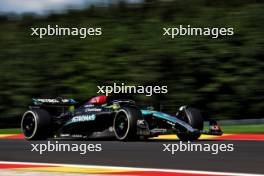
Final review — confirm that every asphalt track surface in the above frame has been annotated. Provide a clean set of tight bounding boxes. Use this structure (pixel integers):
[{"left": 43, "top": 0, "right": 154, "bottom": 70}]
[{"left": 0, "top": 138, "right": 264, "bottom": 174}]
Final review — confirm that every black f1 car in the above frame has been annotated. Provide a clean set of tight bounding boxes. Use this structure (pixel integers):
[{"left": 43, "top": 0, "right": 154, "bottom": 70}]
[{"left": 21, "top": 96, "right": 223, "bottom": 141}]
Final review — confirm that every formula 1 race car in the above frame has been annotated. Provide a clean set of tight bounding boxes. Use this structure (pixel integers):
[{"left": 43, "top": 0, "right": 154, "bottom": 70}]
[{"left": 21, "top": 95, "right": 223, "bottom": 141}]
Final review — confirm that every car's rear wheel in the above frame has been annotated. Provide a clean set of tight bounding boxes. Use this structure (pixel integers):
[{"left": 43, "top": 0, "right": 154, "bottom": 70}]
[
  {"left": 113, "top": 107, "right": 141, "bottom": 141},
  {"left": 177, "top": 107, "right": 204, "bottom": 141},
  {"left": 21, "top": 109, "right": 51, "bottom": 140}
]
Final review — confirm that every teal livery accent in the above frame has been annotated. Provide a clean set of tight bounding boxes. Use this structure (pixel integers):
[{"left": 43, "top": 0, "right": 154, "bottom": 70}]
[{"left": 141, "top": 110, "right": 177, "bottom": 123}]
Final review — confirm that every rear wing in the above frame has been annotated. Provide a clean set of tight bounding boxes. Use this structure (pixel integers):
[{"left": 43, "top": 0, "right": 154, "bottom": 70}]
[{"left": 32, "top": 98, "right": 77, "bottom": 106}]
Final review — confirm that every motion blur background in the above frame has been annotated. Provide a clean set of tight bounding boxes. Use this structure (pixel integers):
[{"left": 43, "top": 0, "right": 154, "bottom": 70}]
[{"left": 0, "top": 0, "right": 263, "bottom": 127}]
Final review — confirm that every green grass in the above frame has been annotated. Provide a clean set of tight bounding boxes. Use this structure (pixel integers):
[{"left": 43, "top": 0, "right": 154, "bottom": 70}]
[
  {"left": 0, "top": 128, "right": 21, "bottom": 134},
  {"left": 0, "top": 124, "right": 264, "bottom": 134},
  {"left": 220, "top": 124, "right": 264, "bottom": 134}
]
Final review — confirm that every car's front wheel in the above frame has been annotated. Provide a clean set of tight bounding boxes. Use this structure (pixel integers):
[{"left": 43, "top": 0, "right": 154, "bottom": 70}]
[
  {"left": 113, "top": 107, "right": 141, "bottom": 141},
  {"left": 177, "top": 107, "right": 204, "bottom": 141}
]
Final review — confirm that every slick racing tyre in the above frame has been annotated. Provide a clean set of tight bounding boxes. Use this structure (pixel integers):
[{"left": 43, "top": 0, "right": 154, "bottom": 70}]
[
  {"left": 21, "top": 109, "right": 51, "bottom": 140},
  {"left": 113, "top": 107, "right": 141, "bottom": 141},
  {"left": 177, "top": 107, "right": 204, "bottom": 141}
]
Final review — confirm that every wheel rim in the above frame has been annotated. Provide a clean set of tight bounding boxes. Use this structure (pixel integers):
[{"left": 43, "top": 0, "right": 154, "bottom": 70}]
[
  {"left": 114, "top": 113, "right": 129, "bottom": 139},
  {"left": 22, "top": 113, "right": 36, "bottom": 138}
]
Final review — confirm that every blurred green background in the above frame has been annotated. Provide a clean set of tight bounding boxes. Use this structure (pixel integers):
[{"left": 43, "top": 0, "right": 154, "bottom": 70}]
[{"left": 0, "top": 0, "right": 264, "bottom": 128}]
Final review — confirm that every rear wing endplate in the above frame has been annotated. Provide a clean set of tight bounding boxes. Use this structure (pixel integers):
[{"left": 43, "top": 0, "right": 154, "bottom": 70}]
[{"left": 32, "top": 98, "right": 77, "bottom": 106}]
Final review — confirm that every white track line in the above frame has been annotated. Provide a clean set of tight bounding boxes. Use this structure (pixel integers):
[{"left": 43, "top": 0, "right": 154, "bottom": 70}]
[{"left": 0, "top": 161, "right": 263, "bottom": 176}]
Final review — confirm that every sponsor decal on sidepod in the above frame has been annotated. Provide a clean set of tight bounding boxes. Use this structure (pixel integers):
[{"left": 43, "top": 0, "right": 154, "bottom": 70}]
[{"left": 71, "top": 114, "right": 96, "bottom": 123}]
